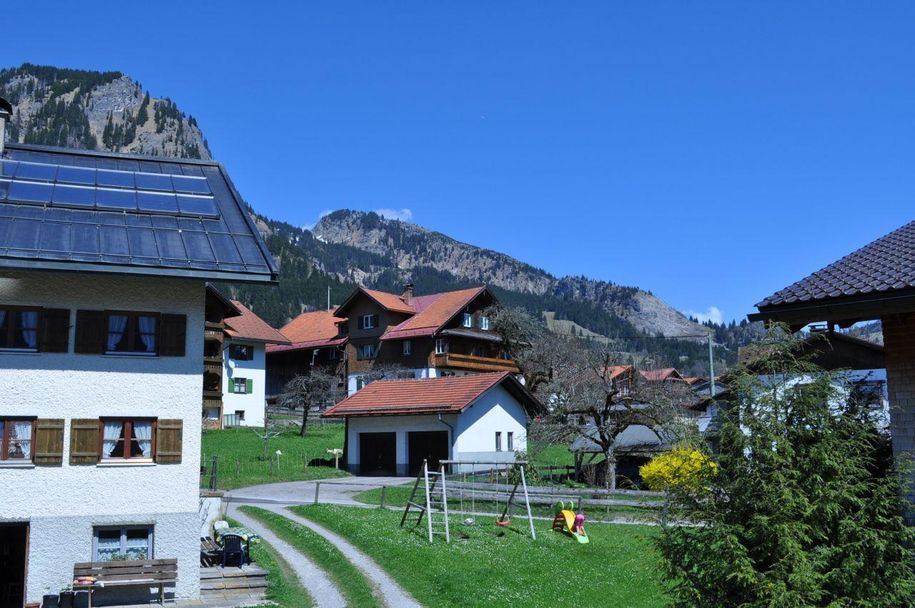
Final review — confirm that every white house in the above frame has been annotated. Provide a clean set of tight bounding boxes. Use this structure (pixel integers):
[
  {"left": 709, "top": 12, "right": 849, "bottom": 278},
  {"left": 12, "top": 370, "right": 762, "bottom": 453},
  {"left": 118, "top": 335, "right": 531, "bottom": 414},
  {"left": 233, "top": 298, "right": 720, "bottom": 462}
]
[
  {"left": 322, "top": 372, "right": 542, "bottom": 476},
  {"left": 220, "top": 299, "right": 288, "bottom": 428},
  {"left": 0, "top": 132, "right": 277, "bottom": 606}
]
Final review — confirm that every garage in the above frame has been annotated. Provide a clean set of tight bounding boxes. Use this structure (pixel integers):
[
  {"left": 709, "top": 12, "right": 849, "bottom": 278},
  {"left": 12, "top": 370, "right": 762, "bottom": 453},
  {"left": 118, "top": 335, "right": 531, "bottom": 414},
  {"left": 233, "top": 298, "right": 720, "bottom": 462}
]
[
  {"left": 408, "top": 431, "right": 450, "bottom": 476},
  {"left": 359, "top": 432, "right": 396, "bottom": 475}
]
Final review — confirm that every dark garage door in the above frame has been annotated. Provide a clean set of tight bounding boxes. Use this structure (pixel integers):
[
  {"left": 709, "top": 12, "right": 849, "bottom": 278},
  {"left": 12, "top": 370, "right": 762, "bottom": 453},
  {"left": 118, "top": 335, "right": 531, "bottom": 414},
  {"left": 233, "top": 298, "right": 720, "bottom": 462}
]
[
  {"left": 408, "top": 431, "right": 449, "bottom": 476},
  {"left": 359, "top": 432, "right": 396, "bottom": 476}
]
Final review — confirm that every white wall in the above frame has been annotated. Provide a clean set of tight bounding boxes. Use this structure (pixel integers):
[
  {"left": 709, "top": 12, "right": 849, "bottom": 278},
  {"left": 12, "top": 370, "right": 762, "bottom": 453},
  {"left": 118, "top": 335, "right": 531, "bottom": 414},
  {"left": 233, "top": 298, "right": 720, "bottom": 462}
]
[
  {"left": 0, "top": 270, "right": 204, "bottom": 602},
  {"left": 453, "top": 384, "right": 528, "bottom": 465},
  {"left": 223, "top": 339, "right": 266, "bottom": 428},
  {"left": 346, "top": 367, "right": 472, "bottom": 395}
]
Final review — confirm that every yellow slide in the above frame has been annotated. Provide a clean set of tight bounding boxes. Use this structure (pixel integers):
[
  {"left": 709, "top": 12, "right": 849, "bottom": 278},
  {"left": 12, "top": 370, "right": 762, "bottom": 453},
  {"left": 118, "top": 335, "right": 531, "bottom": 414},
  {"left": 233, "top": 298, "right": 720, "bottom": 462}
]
[{"left": 552, "top": 505, "right": 590, "bottom": 544}]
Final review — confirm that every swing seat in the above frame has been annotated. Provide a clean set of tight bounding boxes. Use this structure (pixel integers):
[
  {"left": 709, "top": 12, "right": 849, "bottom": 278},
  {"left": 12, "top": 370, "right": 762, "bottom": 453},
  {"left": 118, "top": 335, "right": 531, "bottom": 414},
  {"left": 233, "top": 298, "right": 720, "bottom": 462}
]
[{"left": 495, "top": 519, "right": 512, "bottom": 527}]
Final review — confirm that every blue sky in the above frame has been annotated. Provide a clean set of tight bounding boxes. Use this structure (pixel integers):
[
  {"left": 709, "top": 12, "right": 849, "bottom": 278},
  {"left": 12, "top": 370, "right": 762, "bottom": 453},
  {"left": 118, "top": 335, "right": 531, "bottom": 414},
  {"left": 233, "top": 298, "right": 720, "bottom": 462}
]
[{"left": 4, "top": 2, "right": 915, "bottom": 323}]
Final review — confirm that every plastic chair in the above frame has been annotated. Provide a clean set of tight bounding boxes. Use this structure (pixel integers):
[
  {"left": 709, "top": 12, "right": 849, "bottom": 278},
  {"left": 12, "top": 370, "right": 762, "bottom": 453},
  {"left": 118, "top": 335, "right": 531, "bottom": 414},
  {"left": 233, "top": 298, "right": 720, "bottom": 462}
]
[{"left": 221, "top": 534, "right": 247, "bottom": 567}]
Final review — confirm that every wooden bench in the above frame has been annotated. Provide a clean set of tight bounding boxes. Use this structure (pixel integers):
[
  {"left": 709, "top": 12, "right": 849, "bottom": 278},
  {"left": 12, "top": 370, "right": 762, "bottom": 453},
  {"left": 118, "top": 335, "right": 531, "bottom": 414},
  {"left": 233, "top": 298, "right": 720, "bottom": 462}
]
[{"left": 73, "top": 559, "right": 177, "bottom": 607}]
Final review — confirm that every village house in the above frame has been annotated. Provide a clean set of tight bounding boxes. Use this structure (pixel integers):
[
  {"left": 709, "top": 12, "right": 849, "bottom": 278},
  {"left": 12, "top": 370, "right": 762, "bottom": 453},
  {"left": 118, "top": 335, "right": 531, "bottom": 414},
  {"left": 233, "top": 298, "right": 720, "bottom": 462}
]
[
  {"left": 0, "top": 103, "right": 278, "bottom": 608},
  {"left": 322, "top": 372, "right": 541, "bottom": 476},
  {"left": 271, "top": 283, "right": 519, "bottom": 397},
  {"left": 749, "top": 219, "right": 915, "bottom": 514}
]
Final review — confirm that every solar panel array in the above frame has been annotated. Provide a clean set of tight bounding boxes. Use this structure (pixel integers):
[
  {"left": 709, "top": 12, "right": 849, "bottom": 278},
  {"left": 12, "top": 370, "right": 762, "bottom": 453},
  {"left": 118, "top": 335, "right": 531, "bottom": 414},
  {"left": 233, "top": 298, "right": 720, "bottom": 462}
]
[{"left": 0, "top": 150, "right": 276, "bottom": 278}]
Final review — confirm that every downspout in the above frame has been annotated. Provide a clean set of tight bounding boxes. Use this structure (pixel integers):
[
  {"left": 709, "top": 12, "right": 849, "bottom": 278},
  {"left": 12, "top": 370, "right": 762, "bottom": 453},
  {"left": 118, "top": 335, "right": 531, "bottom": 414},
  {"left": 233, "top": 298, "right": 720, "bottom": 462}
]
[{"left": 437, "top": 413, "right": 455, "bottom": 462}]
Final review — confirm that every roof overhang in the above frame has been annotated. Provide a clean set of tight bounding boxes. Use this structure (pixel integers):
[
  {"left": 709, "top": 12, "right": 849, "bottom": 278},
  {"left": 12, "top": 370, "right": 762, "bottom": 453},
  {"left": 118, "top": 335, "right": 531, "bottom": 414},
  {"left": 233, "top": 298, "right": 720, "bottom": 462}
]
[
  {"left": 748, "top": 287, "right": 915, "bottom": 329},
  {"left": 0, "top": 258, "right": 277, "bottom": 284}
]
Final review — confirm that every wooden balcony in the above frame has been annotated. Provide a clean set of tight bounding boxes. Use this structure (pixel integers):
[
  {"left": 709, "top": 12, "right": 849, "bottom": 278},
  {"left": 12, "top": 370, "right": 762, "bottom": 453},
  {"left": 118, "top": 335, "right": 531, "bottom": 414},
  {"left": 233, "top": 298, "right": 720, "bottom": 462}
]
[
  {"left": 433, "top": 353, "right": 520, "bottom": 373},
  {"left": 204, "top": 362, "right": 223, "bottom": 376},
  {"left": 203, "top": 389, "right": 223, "bottom": 399}
]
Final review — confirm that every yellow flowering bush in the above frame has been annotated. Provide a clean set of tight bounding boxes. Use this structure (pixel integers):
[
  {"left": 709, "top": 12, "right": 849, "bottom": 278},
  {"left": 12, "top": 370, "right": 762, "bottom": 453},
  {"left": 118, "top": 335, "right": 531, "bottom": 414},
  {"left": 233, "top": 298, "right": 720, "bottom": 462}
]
[{"left": 640, "top": 447, "right": 718, "bottom": 492}]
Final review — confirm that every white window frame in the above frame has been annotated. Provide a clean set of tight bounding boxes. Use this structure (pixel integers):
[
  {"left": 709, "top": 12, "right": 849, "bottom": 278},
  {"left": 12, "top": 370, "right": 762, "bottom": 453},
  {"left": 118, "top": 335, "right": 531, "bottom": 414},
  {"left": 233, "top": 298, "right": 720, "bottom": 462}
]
[
  {"left": 435, "top": 339, "right": 447, "bottom": 355},
  {"left": 462, "top": 313, "right": 473, "bottom": 328},
  {"left": 233, "top": 377, "right": 248, "bottom": 394},
  {"left": 92, "top": 525, "right": 154, "bottom": 562},
  {"left": 507, "top": 431, "right": 514, "bottom": 451},
  {"left": 360, "top": 314, "right": 376, "bottom": 330},
  {"left": 360, "top": 343, "right": 377, "bottom": 360},
  {"left": 480, "top": 316, "right": 490, "bottom": 331},
  {"left": 402, "top": 340, "right": 412, "bottom": 356},
  {"left": 495, "top": 431, "right": 502, "bottom": 452}
]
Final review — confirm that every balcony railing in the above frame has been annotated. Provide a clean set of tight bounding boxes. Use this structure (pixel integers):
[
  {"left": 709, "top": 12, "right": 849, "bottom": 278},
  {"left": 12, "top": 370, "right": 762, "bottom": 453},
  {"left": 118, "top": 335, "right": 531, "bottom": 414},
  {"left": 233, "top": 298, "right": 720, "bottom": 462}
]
[{"left": 433, "top": 352, "right": 520, "bottom": 373}]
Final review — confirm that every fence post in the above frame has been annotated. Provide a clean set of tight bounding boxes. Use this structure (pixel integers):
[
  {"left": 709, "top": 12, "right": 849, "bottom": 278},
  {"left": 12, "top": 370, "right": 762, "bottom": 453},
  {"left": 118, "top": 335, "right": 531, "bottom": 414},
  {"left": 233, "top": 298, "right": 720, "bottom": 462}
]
[
  {"left": 379, "top": 486, "right": 387, "bottom": 509},
  {"left": 314, "top": 482, "right": 321, "bottom": 505},
  {"left": 209, "top": 455, "right": 219, "bottom": 491},
  {"left": 235, "top": 459, "right": 240, "bottom": 480}
]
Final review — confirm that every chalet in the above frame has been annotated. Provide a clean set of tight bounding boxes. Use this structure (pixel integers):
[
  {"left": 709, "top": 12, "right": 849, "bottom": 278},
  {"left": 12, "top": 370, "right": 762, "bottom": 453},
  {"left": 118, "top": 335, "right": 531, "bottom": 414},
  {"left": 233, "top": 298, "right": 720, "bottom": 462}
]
[
  {"left": 0, "top": 111, "right": 277, "bottom": 607},
  {"left": 219, "top": 298, "right": 289, "bottom": 428},
  {"left": 266, "top": 309, "right": 347, "bottom": 398},
  {"left": 749, "top": 219, "right": 915, "bottom": 515},
  {"left": 322, "top": 372, "right": 542, "bottom": 476}
]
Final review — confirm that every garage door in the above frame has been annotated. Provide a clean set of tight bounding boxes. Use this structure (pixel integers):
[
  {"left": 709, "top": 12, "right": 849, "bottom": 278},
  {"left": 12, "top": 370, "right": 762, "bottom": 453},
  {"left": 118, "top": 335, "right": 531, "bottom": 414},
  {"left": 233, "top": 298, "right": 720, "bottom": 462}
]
[
  {"left": 359, "top": 432, "right": 396, "bottom": 476},
  {"left": 408, "top": 431, "right": 449, "bottom": 476}
]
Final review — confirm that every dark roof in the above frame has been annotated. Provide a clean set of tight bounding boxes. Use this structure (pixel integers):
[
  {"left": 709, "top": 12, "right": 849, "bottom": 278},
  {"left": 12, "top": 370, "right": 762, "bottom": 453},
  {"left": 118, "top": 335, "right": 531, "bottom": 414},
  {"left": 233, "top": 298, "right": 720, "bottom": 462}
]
[
  {"left": 0, "top": 143, "right": 277, "bottom": 283},
  {"left": 322, "top": 372, "right": 542, "bottom": 418},
  {"left": 753, "top": 220, "right": 915, "bottom": 319}
]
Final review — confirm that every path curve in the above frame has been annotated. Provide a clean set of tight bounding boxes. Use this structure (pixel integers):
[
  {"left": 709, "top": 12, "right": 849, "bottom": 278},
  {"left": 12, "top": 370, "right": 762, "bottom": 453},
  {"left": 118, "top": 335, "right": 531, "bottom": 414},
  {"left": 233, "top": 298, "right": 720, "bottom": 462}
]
[
  {"left": 261, "top": 503, "right": 422, "bottom": 608},
  {"left": 227, "top": 504, "right": 347, "bottom": 608}
]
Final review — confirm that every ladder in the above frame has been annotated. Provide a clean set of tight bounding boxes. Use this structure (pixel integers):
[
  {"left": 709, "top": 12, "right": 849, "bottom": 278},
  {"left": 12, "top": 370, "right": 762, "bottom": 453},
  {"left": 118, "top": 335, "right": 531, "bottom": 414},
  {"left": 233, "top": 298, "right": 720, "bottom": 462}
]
[{"left": 399, "top": 459, "right": 451, "bottom": 543}]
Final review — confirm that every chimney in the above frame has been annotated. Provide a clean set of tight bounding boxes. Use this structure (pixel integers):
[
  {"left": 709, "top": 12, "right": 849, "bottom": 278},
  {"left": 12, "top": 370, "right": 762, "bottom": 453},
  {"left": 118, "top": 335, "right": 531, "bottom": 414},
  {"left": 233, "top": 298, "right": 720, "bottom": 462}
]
[
  {"left": 0, "top": 97, "right": 10, "bottom": 156},
  {"left": 402, "top": 282, "right": 414, "bottom": 304}
]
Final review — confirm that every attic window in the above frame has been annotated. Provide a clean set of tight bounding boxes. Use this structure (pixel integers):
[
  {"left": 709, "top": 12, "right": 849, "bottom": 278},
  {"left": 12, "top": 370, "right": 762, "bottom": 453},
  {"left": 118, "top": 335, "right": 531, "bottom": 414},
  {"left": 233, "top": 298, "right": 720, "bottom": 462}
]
[
  {"left": 462, "top": 313, "right": 473, "bottom": 328},
  {"left": 360, "top": 314, "right": 377, "bottom": 330},
  {"left": 480, "top": 316, "right": 491, "bottom": 331}
]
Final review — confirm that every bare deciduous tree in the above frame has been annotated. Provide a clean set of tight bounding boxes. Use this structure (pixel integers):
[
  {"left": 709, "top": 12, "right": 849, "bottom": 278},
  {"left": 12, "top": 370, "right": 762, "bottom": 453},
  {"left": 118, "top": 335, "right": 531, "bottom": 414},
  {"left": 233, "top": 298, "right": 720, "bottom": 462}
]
[{"left": 278, "top": 367, "right": 341, "bottom": 437}]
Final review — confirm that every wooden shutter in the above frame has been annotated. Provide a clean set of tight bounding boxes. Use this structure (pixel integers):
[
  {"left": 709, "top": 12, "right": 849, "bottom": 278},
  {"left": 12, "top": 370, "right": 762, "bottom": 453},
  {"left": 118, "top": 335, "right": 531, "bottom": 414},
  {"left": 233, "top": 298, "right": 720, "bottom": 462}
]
[
  {"left": 75, "top": 310, "right": 106, "bottom": 354},
  {"left": 33, "top": 419, "right": 64, "bottom": 465},
  {"left": 156, "top": 419, "right": 183, "bottom": 464},
  {"left": 39, "top": 308, "right": 70, "bottom": 353},
  {"left": 70, "top": 419, "right": 100, "bottom": 465},
  {"left": 159, "top": 314, "right": 187, "bottom": 357},
  {"left": 245, "top": 378, "right": 253, "bottom": 394},
  {"left": 227, "top": 380, "right": 235, "bottom": 394}
]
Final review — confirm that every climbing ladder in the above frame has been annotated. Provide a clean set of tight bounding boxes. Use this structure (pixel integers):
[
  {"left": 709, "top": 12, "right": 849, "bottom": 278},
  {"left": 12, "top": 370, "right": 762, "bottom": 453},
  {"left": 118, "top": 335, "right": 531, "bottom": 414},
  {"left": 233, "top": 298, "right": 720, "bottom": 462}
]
[{"left": 400, "top": 459, "right": 451, "bottom": 543}]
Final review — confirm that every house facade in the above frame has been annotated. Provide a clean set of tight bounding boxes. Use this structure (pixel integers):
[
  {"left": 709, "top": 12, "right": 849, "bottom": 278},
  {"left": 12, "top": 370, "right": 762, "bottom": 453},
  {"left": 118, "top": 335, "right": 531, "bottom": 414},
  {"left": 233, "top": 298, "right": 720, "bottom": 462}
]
[
  {"left": 333, "top": 284, "right": 519, "bottom": 394},
  {"left": 0, "top": 135, "right": 277, "bottom": 606},
  {"left": 323, "top": 372, "right": 541, "bottom": 476},
  {"left": 265, "top": 309, "right": 347, "bottom": 400}
]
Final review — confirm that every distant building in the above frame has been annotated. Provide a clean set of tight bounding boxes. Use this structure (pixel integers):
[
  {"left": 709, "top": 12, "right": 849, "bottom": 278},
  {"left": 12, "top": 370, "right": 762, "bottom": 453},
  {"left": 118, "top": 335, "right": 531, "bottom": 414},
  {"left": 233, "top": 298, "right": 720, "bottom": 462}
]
[
  {"left": 266, "top": 309, "right": 347, "bottom": 400},
  {"left": 323, "top": 372, "right": 541, "bottom": 476}
]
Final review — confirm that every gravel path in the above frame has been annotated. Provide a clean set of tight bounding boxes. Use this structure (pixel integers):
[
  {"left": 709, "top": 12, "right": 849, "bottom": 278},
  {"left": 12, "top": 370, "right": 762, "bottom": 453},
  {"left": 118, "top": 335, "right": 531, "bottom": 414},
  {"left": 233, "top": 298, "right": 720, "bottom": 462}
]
[
  {"left": 260, "top": 504, "right": 422, "bottom": 608},
  {"left": 227, "top": 504, "right": 346, "bottom": 608}
]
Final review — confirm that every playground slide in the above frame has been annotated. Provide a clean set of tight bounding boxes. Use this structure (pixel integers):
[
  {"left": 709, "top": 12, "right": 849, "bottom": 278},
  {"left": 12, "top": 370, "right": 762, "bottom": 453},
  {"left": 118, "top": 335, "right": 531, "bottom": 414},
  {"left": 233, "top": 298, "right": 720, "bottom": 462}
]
[{"left": 558, "top": 509, "right": 590, "bottom": 544}]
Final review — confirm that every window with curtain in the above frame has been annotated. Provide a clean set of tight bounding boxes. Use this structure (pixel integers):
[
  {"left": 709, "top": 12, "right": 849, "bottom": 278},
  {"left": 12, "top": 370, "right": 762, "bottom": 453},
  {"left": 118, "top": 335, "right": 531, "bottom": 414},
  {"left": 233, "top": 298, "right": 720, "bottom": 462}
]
[
  {"left": 0, "top": 308, "right": 40, "bottom": 350},
  {"left": 463, "top": 313, "right": 473, "bottom": 328},
  {"left": 0, "top": 419, "right": 34, "bottom": 461},
  {"left": 100, "top": 419, "right": 155, "bottom": 460},
  {"left": 106, "top": 312, "right": 158, "bottom": 355},
  {"left": 93, "top": 526, "right": 153, "bottom": 562}
]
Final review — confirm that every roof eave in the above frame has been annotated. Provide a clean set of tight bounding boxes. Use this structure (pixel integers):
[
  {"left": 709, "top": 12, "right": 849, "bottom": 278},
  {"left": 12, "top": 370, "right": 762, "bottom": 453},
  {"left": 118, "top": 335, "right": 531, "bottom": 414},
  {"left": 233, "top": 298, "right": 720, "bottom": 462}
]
[
  {"left": 749, "top": 287, "right": 915, "bottom": 326},
  {"left": 0, "top": 258, "right": 277, "bottom": 284}
]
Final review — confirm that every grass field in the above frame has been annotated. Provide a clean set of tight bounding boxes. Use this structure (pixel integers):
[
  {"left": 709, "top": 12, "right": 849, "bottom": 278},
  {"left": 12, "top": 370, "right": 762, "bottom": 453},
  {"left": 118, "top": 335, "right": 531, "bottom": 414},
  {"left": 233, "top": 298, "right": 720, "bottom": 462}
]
[
  {"left": 239, "top": 506, "right": 380, "bottom": 607},
  {"left": 201, "top": 425, "right": 348, "bottom": 490},
  {"left": 352, "top": 484, "right": 656, "bottom": 522},
  {"left": 292, "top": 504, "right": 667, "bottom": 608},
  {"left": 225, "top": 516, "right": 313, "bottom": 608}
]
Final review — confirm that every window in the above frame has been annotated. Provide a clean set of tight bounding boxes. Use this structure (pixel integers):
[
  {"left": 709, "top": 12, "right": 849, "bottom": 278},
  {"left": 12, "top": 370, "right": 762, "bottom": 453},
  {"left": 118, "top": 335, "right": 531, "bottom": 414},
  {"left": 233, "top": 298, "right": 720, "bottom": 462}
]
[
  {"left": 358, "top": 343, "right": 377, "bottom": 360},
  {"left": 0, "top": 418, "right": 34, "bottom": 461},
  {"left": 0, "top": 307, "right": 40, "bottom": 350},
  {"left": 328, "top": 347, "right": 338, "bottom": 360},
  {"left": 360, "top": 314, "right": 377, "bottom": 330},
  {"left": 338, "top": 323, "right": 349, "bottom": 336},
  {"left": 507, "top": 432, "right": 514, "bottom": 451},
  {"left": 105, "top": 312, "right": 157, "bottom": 355},
  {"left": 462, "top": 313, "right": 473, "bottom": 328},
  {"left": 435, "top": 339, "right": 447, "bottom": 355},
  {"left": 480, "top": 316, "right": 490, "bottom": 331},
  {"left": 100, "top": 419, "right": 155, "bottom": 460},
  {"left": 232, "top": 377, "right": 251, "bottom": 394},
  {"left": 495, "top": 431, "right": 502, "bottom": 452},
  {"left": 94, "top": 526, "right": 153, "bottom": 562},
  {"left": 235, "top": 410, "right": 245, "bottom": 421},
  {"left": 402, "top": 340, "right": 412, "bottom": 356},
  {"left": 229, "top": 344, "right": 253, "bottom": 361}
]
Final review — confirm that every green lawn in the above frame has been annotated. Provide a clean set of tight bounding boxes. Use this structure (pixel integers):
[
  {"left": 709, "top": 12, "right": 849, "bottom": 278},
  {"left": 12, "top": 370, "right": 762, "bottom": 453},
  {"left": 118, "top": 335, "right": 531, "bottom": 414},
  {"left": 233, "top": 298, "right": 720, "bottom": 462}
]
[
  {"left": 225, "top": 516, "right": 313, "bottom": 608},
  {"left": 240, "top": 506, "right": 380, "bottom": 607},
  {"left": 529, "top": 439, "right": 576, "bottom": 467},
  {"left": 201, "top": 425, "right": 348, "bottom": 490},
  {"left": 352, "top": 484, "right": 655, "bottom": 523},
  {"left": 292, "top": 504, "right": 667, "bottom": 608}
]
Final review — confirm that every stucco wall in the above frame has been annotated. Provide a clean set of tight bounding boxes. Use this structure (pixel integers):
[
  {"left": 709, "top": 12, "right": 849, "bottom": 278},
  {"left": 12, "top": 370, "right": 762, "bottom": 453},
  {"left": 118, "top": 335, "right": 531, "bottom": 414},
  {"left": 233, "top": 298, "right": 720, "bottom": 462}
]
[
  {"left": 223, "top": 339, "right": 266, "bottom": 428},
  {"left": 0, "top": 270, "right": 204, "bottom": 601},
  {"left": 453, "top": 384, "right": 528, "bottom": 465}
]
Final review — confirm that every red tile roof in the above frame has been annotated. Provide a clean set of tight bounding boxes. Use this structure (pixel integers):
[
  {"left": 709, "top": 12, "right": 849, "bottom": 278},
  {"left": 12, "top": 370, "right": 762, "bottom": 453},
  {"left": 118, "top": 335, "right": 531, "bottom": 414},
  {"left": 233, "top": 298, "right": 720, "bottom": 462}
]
[
  {"left": 225, "top": 301, "right": 290, "bottom": 344},
  {"left": 381, "top": 287, "right": 486, "bottom": 341},
  {"left": 640, "top": 368, "right": 684, "bottom": 382},
  {"left": 361, "top": 288, "right": 415, "bottom": 314},
  {"left": 605, "top": 365, "right": 633, "bottom": 380},
  {"left": 267, "top": 309, "right": 347, "bottom": 354},
  {"left": 323, "top": 372, "right": 541, "bottom": 417}
]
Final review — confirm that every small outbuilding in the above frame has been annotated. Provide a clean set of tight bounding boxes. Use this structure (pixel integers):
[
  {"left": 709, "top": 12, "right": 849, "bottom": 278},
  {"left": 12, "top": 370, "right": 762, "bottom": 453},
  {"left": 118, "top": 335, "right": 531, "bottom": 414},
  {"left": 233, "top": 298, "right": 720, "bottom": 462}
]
[{"left": 323, "top": 372, "right": 542, "bottom": 476}]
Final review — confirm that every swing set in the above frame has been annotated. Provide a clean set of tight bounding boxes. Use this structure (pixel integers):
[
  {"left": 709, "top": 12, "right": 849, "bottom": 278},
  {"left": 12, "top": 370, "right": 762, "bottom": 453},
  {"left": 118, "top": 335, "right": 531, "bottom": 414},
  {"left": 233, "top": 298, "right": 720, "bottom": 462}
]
[{"left": 400, "top": 459, "right": 537, "bottom": 543}]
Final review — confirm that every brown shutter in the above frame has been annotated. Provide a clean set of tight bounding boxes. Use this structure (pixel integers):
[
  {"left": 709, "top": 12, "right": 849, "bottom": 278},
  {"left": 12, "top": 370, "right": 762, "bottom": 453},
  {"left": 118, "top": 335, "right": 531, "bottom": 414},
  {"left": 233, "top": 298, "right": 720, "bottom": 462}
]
[
  {"left": 33, "top": 419, "right": 65, "bottom": 465},
  {"left": 39, "top": 308, "right": 70, "bottom": 353},
  {"left": 75, "top": 310, "right": 106, "bottom": 354},
  {"left": 69, "top": 419, "right": 100, "bottom": 465},
  {"left": 159, "top": 314, "right": 187, "bottom": 357},
  {"left": 155, "top": 419, "right": 183, "bottom": 464}
]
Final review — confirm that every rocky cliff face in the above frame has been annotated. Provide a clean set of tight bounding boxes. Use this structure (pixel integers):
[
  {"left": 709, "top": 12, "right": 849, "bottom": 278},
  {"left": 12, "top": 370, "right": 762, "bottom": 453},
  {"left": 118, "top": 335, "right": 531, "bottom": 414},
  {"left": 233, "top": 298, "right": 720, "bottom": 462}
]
[
  {"left": 314, "top": 210, "right": 709, "bottom": 339},
  {"left": 0, "top": 64, "right": 209, "bottom": 159}
]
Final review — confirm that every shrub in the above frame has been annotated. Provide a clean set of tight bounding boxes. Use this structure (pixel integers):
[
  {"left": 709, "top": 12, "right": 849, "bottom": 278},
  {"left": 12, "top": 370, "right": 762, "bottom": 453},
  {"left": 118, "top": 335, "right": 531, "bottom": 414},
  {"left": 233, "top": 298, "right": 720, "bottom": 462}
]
[{"left": 639, "top": 447, "right": 717, "bottom": 493}]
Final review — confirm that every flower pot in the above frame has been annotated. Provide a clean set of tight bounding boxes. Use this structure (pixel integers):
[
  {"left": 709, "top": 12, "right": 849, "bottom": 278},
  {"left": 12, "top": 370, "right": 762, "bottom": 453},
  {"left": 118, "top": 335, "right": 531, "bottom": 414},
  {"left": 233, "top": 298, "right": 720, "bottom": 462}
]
[
  {"left": 41, "top": 594, "right": 58, "bottom": 608},
  {"left": 59, "top": 590, "right": 75, "bottom": 608}
]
